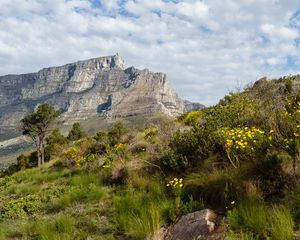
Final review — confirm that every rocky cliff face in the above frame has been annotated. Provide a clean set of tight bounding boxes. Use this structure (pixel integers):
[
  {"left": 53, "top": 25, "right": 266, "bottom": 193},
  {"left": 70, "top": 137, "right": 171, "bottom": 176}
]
[{"left": 0, "top": 54, "right": 191, "bottom": 138}]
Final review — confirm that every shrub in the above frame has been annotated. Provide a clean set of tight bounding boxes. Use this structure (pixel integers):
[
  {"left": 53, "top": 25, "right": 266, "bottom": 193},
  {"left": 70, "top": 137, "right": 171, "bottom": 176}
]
[
  {"left": 217, "top": 127, "right": 271, "bottom": 168},
  {"left": 249, "top": 153, "right": 289, "bottom": 199},
  {"left": 16, "top": 154, "right": 29, "bottom": 171},
  {"left": 45, "top": 128, "right": 68, "bottom": 160},
  {"left": 181, "top": 195, "right": 205, "bottom": 215},
  {"left": 108, "top": 121, "right": 128, "bottom": 146},
  {"left": 60, "top": 137, "right": 98, "bottom": 167},
  {"left": 143, "top": 127, "right": 158, "bottom": 143},
  {"left": 162, "top": 125, "right": 214, "bottom": 172},
  {"left": 181, "top": 111, "right": 202, "bottom": 125},
  {"left": 16, "top": 151, "right": 38, "bottom": 170},
  {"left": 67, "top": 123, "right": 86, "bottom": 141},
  {"left": 205, "top": 92, "right": 259, "bottom": 129},
  {"left": 0, "top": 194, "right": 42, "bottom": 219},
  {"left": 184, "top": 171, "right": 238, "bottom": 210}
]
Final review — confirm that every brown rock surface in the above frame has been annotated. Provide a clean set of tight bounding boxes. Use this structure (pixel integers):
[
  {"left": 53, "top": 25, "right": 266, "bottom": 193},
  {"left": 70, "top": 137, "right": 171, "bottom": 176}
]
[{"left": 148, "top": 209, "right": 225, "bottom": 240}]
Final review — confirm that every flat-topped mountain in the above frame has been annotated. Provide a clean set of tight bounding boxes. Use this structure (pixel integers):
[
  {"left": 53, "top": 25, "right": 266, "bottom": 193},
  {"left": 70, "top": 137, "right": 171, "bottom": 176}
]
[{"left": 0, "top": 54, "right": 202, "bottom": 139}]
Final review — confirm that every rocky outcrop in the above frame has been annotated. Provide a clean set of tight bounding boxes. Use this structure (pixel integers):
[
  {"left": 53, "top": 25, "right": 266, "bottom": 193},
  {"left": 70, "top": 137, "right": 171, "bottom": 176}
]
[
  {"left": 0, "top": 54, "right": 191, "bottom": 139},
  {"left": 184, "top": 100, "right": 205, "bottom": 112},
  {"left": 148, "top": 209, "right": 224, "bottom": 240}
]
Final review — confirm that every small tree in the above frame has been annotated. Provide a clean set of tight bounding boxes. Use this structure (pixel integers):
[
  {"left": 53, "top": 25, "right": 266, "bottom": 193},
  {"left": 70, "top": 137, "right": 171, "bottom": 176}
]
[
  {"left": 45, "top": 128, "right": 68, "bottom": 160},
  {"left": 67, "top": 122, "right": 86, "bottom": 141},
  {"left": 108, "top": 121, "right": 128, "bottom": 146},
  {"left": 21, "top": 104, "right": 59, "bottom": 167}
]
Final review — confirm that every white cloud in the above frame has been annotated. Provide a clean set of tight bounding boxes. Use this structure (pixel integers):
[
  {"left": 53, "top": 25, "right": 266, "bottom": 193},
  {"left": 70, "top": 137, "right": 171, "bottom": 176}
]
[
  {"left": 175, "top": 1, "right": 209, "bottom": 20},
  {"left": 0, "top": 0, "right": 300, "bottom": 106}
]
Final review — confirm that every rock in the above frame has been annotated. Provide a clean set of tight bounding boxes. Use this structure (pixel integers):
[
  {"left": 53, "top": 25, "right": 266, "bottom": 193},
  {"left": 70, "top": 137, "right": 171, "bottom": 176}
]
[
  {"left": 161, "top": 209, "right": 225, "bottom": 240},
  {"left": 183, "top": 100, "right": 205, "bottom": 112},
  {"left": 254, "top": 76, "right": 268, "bottom": 86},
  {"left": 0, "top": 54, "right": 198, "bottom": 139}
]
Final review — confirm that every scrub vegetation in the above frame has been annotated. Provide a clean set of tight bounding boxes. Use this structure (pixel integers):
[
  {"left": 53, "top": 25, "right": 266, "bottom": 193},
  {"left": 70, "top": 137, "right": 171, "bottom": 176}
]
[{"left": 1, "top": 75, "right": 300, "bottom": 239}]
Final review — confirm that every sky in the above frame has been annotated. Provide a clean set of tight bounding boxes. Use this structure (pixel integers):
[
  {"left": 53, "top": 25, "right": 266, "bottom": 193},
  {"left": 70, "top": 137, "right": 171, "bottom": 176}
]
[{"left": 1, "top": 0, "right": 300, "bottom": 106}]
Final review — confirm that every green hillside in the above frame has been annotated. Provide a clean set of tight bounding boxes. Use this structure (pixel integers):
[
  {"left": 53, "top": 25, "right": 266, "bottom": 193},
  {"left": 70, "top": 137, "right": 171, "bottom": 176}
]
[{"left": 1, "top": 75, "right": 300, "bottom": 239}]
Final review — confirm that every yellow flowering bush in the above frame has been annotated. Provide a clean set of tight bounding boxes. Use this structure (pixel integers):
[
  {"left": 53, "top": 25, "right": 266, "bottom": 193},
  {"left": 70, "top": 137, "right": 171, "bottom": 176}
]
[
  {"left": 166, "top": 177, "right": 184, "bottom": 189},
  {"left": 77, "top": 153, "right": 99, "bottom": 166},
  {"left": 104, "top": 143, "right": 127, "bottom": 165},
  {"left": 218, "top": 127, "right": 272, "bottom": 168},
  {"left": 166, "top": 177, "right": 184, "bottom": 211},
  {"left": 62, "top": 146, "right": 100, "bottom": 167},
  {"left": 63, "top": 146, "right": 81, "bottom": 162},
  {"left": 182, "top": 111, "right": 202, "bottom": 125},
  {"left": 111, "top": 143, "right": 126, "bottom": 154},
  {"left": 285, "top": 90, "right": 300, "bottom": 116},
  {"left": 143, "top": 127, "right": 158, "bottom": 143},
  {"left": 220, "top": 127, "right": 266, "bottom": 151},
  {"left": 282, "top": 124, "right": 300, "bottom": 160}
]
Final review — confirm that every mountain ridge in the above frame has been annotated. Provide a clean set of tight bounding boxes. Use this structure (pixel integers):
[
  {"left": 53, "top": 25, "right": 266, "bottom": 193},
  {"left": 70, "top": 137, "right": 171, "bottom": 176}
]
[{"left": 0, "top": 54, "right": 203, "bottom": 139}]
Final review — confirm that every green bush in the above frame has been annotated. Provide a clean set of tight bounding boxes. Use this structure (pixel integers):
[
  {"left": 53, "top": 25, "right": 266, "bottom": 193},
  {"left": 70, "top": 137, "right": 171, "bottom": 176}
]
[
  {"left": 45, "top": 128, "right": 68, "bottom": 160},
  {"left": 249, "top": 153, "right": 289, "bottom": 199},
  {"left": 108, "top": 121, "right": 128, "bottom": 146},
  {"left": 143, "top": 127, "right": 158, "bottom": 143},
  {"left": 184, "top": 171, "right": 238, "bottom": 210},
  {"left": 162, "top": 125, "right": 213, "bottom": 172},
  {"left": 181, "top": 195, "right": 205, "bottom": 215},
  {"left": 16, "top": 151, "right": 38, "bottom": 170},
  {"left": 67, "top": 123, "right": 86, "bottom": 141},
  {"left": 0, "top": 194, "right": 42, "bottom": 219}
]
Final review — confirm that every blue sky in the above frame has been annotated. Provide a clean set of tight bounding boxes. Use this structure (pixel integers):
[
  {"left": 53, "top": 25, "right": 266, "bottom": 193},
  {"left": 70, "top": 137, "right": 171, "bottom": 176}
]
[{"left": 0, "top": 0, "right": 300, "bottom": 105}]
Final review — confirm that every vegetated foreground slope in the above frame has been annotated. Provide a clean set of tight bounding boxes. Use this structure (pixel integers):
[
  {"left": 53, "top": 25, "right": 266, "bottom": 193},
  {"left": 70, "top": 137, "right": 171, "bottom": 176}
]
[{"left": 1, "top": 75, "right": 300, "bottom": 239}]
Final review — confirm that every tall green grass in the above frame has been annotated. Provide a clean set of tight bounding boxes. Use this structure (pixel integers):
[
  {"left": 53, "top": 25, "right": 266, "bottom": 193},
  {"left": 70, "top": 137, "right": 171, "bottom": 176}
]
[
  {"left": 227, "top": 230, "right": 259, "bottom": 240},
  {"left": 114, "top": 187, "right": 173, "bottom": 239},
  {"left": 26, "top": 214, "right": 75, "bottom": 240},
  {"left": 47, "top": 184, "right": 106, "bottom": 212},
  {"left": 228, "top": 201, "right": 294, "bottom": 239},
  {"left": 270, "top": 206, "right": 294, "bottom": 240},
  {"left": 227, "top": 200, "right": 267, "bottom": 235}
]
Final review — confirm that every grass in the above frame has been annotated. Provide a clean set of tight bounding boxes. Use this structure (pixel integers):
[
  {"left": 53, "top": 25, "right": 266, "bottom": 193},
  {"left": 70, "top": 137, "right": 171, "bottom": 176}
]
[
  {"left": 227, "top": 201, "right": 294, "bottom": 239},
  {"left": 114, "top": 185, "right": 174, "bottom": 239},
  {"left": 0, "top": 165, "right": 115, "bottom": 239},
  {"left": 227, "top": 200, "right": 268, "bottom": 235},
  {"left": 270, "top": 206, "right": 294, "bottom": 240},
  {"left": 227, "top": 230, "right": 259, "bottom": 240}
]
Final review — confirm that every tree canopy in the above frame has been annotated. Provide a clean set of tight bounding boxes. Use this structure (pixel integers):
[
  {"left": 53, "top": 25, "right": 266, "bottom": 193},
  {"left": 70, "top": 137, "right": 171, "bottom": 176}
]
[{"left": 21, "top": 104, "right": 59, "bottom": 167}]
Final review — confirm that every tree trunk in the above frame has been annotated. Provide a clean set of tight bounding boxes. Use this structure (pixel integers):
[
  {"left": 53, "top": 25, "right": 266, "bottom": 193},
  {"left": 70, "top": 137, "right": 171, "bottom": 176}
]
[
  {"left": 41, "top": 143, "right": 45, "bottom": 165},
  {"left": 37, "top": 143, "right": 42, "bottom": 167}
]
